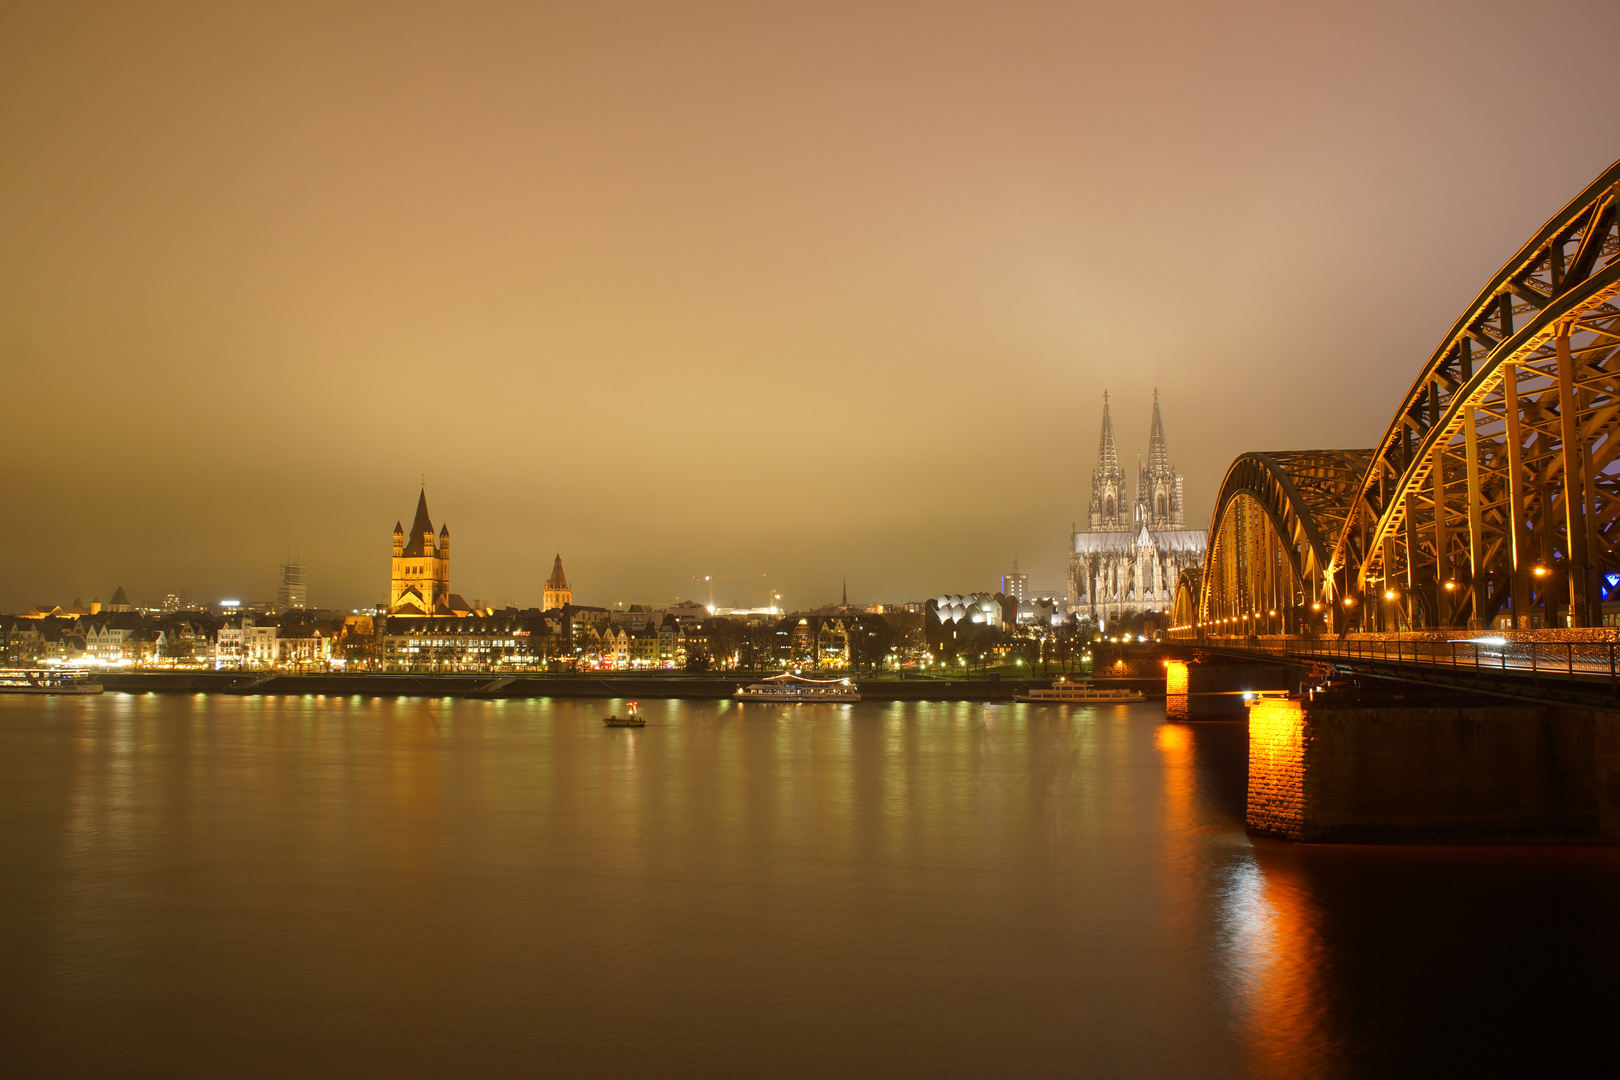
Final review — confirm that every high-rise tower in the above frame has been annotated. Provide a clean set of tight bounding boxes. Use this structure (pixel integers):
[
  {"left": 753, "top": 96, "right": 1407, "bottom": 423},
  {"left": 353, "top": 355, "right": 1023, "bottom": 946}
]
[
  {"left": 277, "top": 557, "right": 307, "bottom": 611},
  {"left": 1088, "top": 392, "right": 1128, "bottom": 532}
]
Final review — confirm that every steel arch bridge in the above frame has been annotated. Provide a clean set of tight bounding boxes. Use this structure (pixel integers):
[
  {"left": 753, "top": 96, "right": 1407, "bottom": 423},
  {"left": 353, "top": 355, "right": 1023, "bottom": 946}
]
[{"left": 1178, "top": 158, "right": 1620, "bottom": 638}]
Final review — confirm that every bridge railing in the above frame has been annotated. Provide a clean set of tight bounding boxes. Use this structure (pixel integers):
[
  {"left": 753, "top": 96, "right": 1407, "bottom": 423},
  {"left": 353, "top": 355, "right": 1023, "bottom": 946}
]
[{"left": 1188, "top": 633, "right": 1620, "bottom": 689}]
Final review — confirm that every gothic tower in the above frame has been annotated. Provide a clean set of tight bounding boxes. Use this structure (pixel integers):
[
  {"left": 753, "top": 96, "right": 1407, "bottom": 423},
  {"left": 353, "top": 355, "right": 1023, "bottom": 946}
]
[
  {"left": 1137, "top": 390, "right": 1184, "bottom": 529},
  {"left": 390, "top": 488, "right": 452, "bottom": 615},
  {"left": 1089, "top": 392, "right": 1128, "bottom": 532}
]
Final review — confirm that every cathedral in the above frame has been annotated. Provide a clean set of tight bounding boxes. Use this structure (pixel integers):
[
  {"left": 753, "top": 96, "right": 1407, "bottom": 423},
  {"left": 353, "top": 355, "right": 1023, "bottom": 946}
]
[{"left": 1067, "top": 392, "right": 1207, "bottom": 623}]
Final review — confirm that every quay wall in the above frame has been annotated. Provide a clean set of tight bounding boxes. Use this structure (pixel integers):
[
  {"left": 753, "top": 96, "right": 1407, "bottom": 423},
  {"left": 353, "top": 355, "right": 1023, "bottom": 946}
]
[
  {"left": 1247, "top": 696, "right": 1620, "bottom": 844},
  {"left": 97, "top": 672, "right": 1165, "bottom": 702}
]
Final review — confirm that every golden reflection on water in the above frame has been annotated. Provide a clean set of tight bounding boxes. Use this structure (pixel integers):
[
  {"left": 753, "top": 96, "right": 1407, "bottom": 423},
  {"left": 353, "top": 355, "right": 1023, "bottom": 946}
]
[
  {"left": 1158, "top": 717, "right": 1340, "bottom": 1078},
  {"left": 16, "top": 695, "right": 1608, "bottom": 1077},
  {"left": 1219, "top": 847, "right": 1339, "bottom": 1078}
]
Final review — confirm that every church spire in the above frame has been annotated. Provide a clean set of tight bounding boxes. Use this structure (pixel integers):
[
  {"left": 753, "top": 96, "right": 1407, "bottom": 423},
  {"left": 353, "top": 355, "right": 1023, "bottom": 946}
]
[
  {"left": 1089, "top": 391, "right": 1128, "bottom": 532},
  {"left": 1098, "top": 390, "right": 1119, "bottom": 474},
  {"left": 1147, "top": 389, "right": 1169, "bottom": 477}
]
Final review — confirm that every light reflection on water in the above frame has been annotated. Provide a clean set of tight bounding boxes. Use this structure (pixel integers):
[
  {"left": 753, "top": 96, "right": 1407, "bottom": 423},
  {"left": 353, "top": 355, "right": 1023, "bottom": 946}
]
[{"left": 1, "top": 695, "right": 1617, "bottom": 1077}]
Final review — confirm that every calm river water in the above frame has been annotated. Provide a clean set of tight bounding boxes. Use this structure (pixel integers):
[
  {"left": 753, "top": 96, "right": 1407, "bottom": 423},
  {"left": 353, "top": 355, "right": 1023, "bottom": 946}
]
[{"left": 2, "top": 694, "right": 1617, "bottom": 1078}]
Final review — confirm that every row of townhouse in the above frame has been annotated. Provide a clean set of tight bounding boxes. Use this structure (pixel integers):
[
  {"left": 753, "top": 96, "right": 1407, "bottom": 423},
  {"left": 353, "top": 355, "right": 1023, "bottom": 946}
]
[
  {"left": 1, "top": 614, "right": 343, "bottom": 669},
  {"left": 3, "top": 608, "right": 925, "bottom": 673}
]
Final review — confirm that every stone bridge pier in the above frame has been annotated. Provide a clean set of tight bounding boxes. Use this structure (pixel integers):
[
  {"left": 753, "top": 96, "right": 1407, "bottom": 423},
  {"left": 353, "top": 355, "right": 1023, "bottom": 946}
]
[
  {"left": 1166, "top": 656, "right": 1620, "bottom": 843},
  {"left": 1246, "top": 691, "right": 1620, "bottom": 844},
  {"left": 1164, "top": 656, "right": 1302, "bottom": 719}
]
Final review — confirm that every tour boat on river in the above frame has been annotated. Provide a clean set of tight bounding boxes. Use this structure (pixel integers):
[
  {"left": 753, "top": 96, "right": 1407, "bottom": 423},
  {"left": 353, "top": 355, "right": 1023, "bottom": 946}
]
[
  {"left": 734, "top": 674, "right": 861, "bottom": 703},
  {"left": 0, "top": 668, "right": 104, "bottom": 695},
  {"left": 1014, "top": 678, "right": 1142, "bottom": 704}
]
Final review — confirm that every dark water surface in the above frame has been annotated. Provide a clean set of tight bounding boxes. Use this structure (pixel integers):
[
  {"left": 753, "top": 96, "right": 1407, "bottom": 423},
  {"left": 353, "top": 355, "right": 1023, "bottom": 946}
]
[{"left": 2, "top": 694, "right": 1616, "bottom": 1078}]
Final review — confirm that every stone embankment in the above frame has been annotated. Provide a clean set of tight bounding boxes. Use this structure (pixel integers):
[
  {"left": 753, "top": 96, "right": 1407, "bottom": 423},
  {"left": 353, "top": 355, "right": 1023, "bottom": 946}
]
[{"left": 98, "top": 671, "right": 1165, "bottom": 702}]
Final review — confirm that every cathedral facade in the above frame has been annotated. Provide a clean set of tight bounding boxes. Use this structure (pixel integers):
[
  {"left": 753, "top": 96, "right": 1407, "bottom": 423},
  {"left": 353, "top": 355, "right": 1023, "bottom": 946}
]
[{"left": 1067, "top": 392, "right": 1207, "bottom": 623}]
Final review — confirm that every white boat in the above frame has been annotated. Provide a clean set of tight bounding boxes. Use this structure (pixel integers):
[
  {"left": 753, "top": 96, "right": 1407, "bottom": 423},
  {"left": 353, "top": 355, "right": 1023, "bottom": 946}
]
[
  {"left": 734, "top": 673, "right": 861, "bottom": 703},
  {"left": 1014, "top": 678, "right": 1142, "bottom": 703},
  {"left": 0, "top": 668, "right": 104, "bottom": 695}
]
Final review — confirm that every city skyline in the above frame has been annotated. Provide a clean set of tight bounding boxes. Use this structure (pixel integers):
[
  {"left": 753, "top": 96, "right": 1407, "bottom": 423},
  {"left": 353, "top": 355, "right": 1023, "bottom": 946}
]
[{"left": 4, "top": 2, "right": 1620, "bottom": 611}]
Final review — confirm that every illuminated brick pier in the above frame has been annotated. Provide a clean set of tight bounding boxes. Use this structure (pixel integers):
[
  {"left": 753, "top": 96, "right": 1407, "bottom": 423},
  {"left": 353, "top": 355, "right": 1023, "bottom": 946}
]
[{"left": 1245, "top": 694, "right": 1620, "bottom": 843}]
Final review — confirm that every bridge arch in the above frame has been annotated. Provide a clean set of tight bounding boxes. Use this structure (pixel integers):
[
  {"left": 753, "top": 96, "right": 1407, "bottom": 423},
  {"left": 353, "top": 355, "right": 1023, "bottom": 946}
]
[
  {"left": 1328, "top": 159, "right": 1620, "bottom": 631},
  {"left": 1184, "top": 158, "right": 1620, "bottom": 637},
  {"left": 1185, "top": 451, "right": 1371, "bottom": 635}
]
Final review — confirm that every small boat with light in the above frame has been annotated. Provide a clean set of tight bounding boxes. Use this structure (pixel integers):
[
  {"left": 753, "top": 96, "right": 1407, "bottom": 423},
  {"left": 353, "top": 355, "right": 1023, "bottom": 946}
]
[
  {"left": 734, "top": 673, "right": 861, "bottom": 703},
  {"left": 1014, "top": 678, "right": 1143, "bottom": 703},
  {"left": 603, "top": 701, "right": 645, "bottom": 727},
  {"left": 0, "top": 668, "right": 104, "bottom": 695}
]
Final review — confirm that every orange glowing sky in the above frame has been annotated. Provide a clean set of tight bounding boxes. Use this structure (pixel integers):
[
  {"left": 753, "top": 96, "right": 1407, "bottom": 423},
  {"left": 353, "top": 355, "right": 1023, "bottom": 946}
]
[{"left": 4, "top": 1, "right": 1619, "bottom": 611}]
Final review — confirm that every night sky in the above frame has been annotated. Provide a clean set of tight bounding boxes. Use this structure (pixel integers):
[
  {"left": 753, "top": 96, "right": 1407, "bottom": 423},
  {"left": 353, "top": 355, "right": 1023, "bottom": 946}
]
[{"left": 4, "top": 1, "right": 1619, "bottom": 611}]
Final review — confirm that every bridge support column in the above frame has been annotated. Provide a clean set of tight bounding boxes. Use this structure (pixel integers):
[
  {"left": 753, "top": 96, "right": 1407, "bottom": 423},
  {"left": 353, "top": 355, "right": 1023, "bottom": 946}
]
[
  {"left": 1503, "top": 363, "right": 1532, "bottom": 628},
  {"left": 1465, "top": 404, "right": 1486, "bottom": 629},
  {"left": 1556, "top": 324, "right": 1591, "bottom": 627},
  {"left": 1247, "top": 695, "right": 1620, "bottom": 843}
]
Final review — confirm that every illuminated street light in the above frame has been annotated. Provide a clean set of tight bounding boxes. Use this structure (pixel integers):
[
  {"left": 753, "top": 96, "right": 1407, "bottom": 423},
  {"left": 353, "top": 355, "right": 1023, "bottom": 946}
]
[{"left": 1384, "top": 590, "right": 1397, "bottom": 601}]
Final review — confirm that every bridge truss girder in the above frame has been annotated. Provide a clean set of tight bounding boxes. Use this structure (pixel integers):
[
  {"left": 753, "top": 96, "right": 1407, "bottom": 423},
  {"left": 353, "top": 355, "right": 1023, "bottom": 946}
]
[
  {"left": 1193, "top": 450, "right": 1372, "bottom": 635},
  {"left": 1332, "top": 161, "right": 1620, "bottom": 632},
  {"left": 1183, "top": 159, "right": 1620, "bottom": 637}
]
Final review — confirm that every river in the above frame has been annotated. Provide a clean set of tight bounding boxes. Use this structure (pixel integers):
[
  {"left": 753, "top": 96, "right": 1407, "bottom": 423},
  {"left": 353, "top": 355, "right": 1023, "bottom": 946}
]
[{"left": 1, "top": 694, "right": 1616, "bottom": 1077}]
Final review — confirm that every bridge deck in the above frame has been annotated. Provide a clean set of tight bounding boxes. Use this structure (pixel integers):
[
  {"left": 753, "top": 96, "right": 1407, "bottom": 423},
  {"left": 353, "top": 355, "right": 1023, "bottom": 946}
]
[{"left": 1176, "top": 633, "right": 1620, "bottom": 709}]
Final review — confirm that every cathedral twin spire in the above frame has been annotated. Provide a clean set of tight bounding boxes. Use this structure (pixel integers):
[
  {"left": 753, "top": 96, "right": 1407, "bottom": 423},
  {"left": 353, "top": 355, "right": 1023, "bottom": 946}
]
[{"left": 1088, "top": 391, "right": 1183, "bottom": 533}]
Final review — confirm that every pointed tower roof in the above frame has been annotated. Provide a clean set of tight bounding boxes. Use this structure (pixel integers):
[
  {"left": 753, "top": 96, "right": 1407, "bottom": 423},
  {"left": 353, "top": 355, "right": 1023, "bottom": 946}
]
[
  {"left": 546, "top": 554, "right": 569, "bottom": 590},
  {"left": 109, "top": 585, "right": 130, "bottom": 607},
  {"left": 402, "top": 490, "right": 436, "bottom": 558},
  {"left": 842, "top": 579, "right": 848, "bottom": 606},
  {"left": 1096, "top": 391, "right": 1120, "bottom": 474},
  {"left": 1147, "top": 389, "right": 1170, "bottom": 475},
  {"left": 393, "top": 521, "right": 404, "bottom": 535}
]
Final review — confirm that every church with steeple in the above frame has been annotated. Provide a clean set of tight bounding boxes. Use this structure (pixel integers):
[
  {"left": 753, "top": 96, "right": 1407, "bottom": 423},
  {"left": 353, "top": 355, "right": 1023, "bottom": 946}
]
[
  {"left": 1068, "top": 392, "right": 1206, "bottom": 623},
  {"left": 390, "top": 488, "right": 453, "bottom": 615},
  {"left": 543, "top": 554, "right": 572, "bottom": 611}
]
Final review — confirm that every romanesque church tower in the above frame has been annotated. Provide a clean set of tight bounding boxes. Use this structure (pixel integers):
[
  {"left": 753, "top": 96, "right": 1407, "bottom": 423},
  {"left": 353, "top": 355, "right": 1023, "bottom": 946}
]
[
  {"left": 1088, "top": 392, "right": 1128, "bottom": 532},
  {"left": 390, "top": 488, "right": 451, "bottom": 615},
  {"left": 1135, "top": 391, "right": 1185, "bottom": 529}
]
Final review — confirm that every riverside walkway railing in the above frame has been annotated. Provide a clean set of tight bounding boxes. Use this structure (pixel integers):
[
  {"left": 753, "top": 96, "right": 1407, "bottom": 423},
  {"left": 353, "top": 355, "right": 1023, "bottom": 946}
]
[{"left": 1177, "top": 631, "right": 1620, "bottom": 698}]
